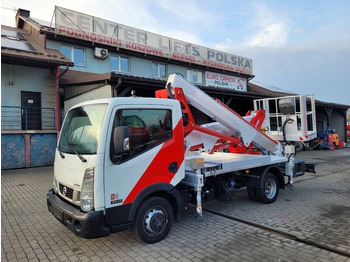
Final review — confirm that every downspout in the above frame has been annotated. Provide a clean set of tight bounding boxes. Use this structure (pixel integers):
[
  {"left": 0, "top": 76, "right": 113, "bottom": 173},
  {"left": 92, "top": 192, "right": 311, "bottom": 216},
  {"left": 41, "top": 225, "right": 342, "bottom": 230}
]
[
  {"left": 113, "top": 78, "right": 122, "bottom": 97},
  {"left": 55, "top": 65, "right": 69, "bottom": 130}
]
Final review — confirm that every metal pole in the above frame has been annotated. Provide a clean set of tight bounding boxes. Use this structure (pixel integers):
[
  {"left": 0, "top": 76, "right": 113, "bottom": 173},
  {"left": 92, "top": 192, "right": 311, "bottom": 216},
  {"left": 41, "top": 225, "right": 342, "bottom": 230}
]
[
  {"left": 195, "top": 170, "right": 204, "bottom": 222},
  {"left": 25, "top": 108, "right": 28, "bottom": 130},
  {"left": 195, "top": 186, "right": 204, "bottom": 221}
]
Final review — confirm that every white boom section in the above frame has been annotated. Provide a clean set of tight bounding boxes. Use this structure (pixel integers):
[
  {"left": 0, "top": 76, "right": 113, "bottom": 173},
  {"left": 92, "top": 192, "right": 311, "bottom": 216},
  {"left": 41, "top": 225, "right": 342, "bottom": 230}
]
[{"left": 166, "top": 74, "right": 284, "bottom": 156}]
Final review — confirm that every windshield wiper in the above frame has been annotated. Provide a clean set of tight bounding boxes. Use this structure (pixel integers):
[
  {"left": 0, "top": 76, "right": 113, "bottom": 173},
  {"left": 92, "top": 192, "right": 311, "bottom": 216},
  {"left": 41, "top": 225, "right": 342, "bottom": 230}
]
[
  {"left": 57, "top": 147, "right": 65, "bottom": 159},
  {"left": 73, "top": 150, "right": 87, "bottom": 163}
]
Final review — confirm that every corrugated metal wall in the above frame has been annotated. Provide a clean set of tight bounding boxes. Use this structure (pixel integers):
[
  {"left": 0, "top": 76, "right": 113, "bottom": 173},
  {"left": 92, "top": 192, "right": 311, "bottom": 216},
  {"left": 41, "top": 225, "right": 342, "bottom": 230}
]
[{"left": 1, "top": 133, "right": 57, "bottom": 169}]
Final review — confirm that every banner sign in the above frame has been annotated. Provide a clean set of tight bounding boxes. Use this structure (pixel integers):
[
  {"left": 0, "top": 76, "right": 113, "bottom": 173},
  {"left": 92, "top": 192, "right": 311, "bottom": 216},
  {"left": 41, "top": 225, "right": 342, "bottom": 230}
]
[
  {"left": 205, "top": 72, "right": 247, "bottom": 91},
  {"left": 55, "top": 7, "right": 253, "bottom": 75}
]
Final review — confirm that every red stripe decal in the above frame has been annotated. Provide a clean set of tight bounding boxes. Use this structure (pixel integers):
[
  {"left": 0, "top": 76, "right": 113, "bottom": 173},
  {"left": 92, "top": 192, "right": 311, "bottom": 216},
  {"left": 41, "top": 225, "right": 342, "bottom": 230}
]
[{"left": 123, "top": 119, "right": 184, "bottom": 204}]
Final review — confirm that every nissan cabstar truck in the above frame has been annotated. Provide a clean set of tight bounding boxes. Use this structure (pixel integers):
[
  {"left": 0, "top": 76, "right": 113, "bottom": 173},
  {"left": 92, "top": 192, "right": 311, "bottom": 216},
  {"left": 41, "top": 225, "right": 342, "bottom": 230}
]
[{"left": 47, "top": 74, "right": 313, "bottom": 243}]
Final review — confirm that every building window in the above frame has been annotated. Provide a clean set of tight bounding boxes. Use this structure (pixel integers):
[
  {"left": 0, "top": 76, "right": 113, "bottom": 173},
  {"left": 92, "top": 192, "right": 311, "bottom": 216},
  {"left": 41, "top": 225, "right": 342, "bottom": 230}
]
[
  {"left": 61, "top": 45, "right": 85, "bottom": 67},
  {"left": 111, "top": 55, "right": 129, "bottom": 73},
  {"left": 187, "top": 69, "right": 203, "bottom": 84},
  {"left": 152, "top": 62, "right": 167, "bottom": 78}
]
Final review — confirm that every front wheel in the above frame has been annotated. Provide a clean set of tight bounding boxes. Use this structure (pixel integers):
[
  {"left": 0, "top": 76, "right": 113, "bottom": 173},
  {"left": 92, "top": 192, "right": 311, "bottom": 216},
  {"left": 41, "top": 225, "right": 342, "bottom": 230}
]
[
  {"left": 132, "top": 196, "right": 173, "bottom": 244},
  {"left": 256, "top": 172, "right": 279, "bottom": 204}
]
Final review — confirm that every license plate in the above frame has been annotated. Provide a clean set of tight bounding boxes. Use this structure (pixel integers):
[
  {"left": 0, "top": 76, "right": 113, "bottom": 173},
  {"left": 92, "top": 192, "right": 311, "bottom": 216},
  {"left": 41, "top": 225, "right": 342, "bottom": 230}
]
[{"left": 53, "top": 207, "right": 63, "bottom": 222}]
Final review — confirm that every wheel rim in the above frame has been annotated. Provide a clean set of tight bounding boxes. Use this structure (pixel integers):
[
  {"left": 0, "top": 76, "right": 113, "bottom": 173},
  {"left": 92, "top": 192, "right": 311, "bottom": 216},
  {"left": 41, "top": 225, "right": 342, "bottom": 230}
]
[
  {"left": 265, "top": 178, "right": 277, "bottom": 199},
  {"left": 144, "top": 208, "right": 167, "bottom": 235}
]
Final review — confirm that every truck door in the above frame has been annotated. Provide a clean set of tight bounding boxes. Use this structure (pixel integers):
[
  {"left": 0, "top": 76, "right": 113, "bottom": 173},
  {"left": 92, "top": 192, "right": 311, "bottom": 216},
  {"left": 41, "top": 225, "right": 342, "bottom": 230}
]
[{"left": 104, "top": 106, "right": 185, "bottom": 225}]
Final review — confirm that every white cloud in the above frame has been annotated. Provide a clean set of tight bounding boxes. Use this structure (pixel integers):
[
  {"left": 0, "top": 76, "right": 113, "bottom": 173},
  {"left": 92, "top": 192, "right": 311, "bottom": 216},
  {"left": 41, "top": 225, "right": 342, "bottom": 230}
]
[
  {"left": 93, "top": 1, "right": 159, "bottom": 32},
  {"left": 212, "top": 2, "right": 291, "bottom": 51},
  {"left": 153, "top": 0, "right": 214, "bottom": 27},
  {"left": 248, "top": 23, "right": 289, "bottom": 47},
  {"left": 99, "top": 0, "right": 205, "bottom": 44},
  {"left": 163, "top": 31, "right": 203, "bottom": 45},
  {"left": 293, "top": 28, "right": 304, "bottom": 34},
  {"left": 247, "top": 2, "right": 290, "bottom": 48}
]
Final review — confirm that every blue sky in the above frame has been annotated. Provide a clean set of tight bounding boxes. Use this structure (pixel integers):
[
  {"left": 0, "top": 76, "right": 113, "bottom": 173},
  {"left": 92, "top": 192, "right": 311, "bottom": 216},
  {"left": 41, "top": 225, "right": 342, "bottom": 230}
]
[{"left": 2, "top": 0, "right": 350, "bottom": 105}]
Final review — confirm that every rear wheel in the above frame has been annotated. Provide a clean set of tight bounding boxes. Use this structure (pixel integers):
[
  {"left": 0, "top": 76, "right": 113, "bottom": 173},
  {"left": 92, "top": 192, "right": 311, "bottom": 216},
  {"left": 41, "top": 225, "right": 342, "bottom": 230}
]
[
  {"left": 132, "top": 196, "right": 173, "bottom": 244},
  {"left": 256, "top": 172, "right": 279, "bottom": 204}
]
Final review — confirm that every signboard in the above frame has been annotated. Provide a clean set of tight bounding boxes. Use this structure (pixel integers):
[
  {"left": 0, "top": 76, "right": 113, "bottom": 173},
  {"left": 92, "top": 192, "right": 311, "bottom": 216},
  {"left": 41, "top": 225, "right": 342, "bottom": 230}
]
[
  {"left": 54, "top": 6, "right": 253, "bottom": 75},
  {"left": 205, "top": 72, "right": 247, "bottom": 91}
]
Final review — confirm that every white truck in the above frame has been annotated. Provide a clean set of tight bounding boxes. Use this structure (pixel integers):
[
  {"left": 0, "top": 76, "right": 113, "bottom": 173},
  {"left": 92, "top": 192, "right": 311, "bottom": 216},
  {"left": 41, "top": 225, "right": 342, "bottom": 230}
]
[{"left": 47, "top": 74, "right": 313, "bottom": 243}]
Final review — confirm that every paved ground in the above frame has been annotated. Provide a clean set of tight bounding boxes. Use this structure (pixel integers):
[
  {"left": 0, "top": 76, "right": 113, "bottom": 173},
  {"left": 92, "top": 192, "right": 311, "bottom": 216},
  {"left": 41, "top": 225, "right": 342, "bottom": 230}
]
[
  {"left": 2, "top": 148, "right": 350, "bottom": 261},
  {"left": 205, "top": 148, "right": 350, "bottom": 256}
]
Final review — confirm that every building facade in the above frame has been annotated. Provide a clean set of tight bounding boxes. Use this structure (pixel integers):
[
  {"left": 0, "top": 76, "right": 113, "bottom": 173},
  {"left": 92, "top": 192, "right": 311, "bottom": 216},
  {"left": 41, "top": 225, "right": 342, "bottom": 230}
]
[{"left": 1, "top": 9, "right": 73, "bottom": 169}]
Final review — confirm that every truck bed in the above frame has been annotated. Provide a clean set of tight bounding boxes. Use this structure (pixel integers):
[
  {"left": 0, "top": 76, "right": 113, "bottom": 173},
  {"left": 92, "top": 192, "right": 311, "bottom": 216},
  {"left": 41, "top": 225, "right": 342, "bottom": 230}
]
[{"left": 181, "top": 152, "right": 287, "bottom": 187}]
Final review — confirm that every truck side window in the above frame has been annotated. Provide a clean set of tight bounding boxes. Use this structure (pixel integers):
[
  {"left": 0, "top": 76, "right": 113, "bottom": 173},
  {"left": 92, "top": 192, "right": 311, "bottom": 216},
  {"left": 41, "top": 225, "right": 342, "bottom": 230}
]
[{"left": 111, "top": 109, "right": 172, "bottom": 161}]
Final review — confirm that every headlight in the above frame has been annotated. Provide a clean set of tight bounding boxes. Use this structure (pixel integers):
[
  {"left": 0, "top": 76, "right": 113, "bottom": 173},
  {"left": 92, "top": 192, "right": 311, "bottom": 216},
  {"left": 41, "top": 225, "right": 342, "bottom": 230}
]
[
  {"left": 53, "top": 177, "right": 58, "bottom": 194},
  {"left": 81, "top": 167, "right": 95, "bottom": 212}
]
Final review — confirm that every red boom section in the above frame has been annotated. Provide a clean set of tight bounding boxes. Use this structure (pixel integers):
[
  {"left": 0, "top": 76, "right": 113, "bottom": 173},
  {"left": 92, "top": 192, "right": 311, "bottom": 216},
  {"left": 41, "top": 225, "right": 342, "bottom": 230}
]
[{"left": 169, "top": 87, "right": 266, "bottom": 154}]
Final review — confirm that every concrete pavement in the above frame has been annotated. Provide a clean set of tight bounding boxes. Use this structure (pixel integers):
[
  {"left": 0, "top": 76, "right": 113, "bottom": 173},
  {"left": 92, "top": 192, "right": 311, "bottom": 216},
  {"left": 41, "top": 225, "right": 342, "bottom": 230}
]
[{"left": 205, "top": 148, "right": 350, "bottom": 256}]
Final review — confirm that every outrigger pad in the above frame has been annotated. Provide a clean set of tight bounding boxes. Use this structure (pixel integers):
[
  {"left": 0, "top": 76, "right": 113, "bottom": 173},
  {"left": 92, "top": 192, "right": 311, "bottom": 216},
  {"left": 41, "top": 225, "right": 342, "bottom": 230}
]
[
  {"left": 195, "top": 215, "right": 205, "bottom": 222},
  {"left": 305, "top": 163, "right": 316, "bottom": 174}
]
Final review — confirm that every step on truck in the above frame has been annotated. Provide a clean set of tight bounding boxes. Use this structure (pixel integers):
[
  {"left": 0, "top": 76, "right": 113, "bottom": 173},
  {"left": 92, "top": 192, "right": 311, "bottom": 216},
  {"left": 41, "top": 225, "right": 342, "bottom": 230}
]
[{"left": 47, "top": 74, "right": 314, "bottom": 243}]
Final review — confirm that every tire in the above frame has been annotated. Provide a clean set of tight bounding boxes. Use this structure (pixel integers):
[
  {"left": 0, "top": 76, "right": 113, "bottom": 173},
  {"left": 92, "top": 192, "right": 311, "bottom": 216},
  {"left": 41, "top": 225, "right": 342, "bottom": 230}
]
[
  {"left": 247, "top": 187, "right": 258, "bottom": 201},
  {"left": 294, "top": 141, "right": 304, "bottom": 152},
  {"left": 256, "top": 172, "right": 279, "bottom": 204},
  {"left": 132, "top": 196, "right": 173, "bottom": 244}
]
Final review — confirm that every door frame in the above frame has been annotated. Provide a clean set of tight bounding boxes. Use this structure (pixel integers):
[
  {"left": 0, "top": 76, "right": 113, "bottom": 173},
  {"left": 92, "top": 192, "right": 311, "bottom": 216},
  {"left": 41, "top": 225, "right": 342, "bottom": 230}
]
[{"left": 21, "top": 91, "right": 42, "bottom": 130}]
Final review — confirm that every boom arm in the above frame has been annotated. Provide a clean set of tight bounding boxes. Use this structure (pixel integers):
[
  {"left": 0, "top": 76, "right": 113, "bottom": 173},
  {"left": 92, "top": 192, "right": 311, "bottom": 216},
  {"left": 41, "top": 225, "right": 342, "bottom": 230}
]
[{"left": 165, "top": 74, "right": 284, "bottom": 156}]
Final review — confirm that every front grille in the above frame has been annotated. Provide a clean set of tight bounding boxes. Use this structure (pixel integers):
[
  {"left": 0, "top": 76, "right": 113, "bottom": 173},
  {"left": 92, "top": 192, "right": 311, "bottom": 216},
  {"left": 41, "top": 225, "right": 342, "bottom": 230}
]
[{"left": 59, "top": 183, "right": 74, "bottom": 199}]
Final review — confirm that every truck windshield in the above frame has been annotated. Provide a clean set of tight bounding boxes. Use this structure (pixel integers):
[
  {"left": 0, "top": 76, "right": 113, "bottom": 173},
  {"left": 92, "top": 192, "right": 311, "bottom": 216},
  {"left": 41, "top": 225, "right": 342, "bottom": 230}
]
[{"left": 58, "top": 104, "right": 107, "bottom": 154}]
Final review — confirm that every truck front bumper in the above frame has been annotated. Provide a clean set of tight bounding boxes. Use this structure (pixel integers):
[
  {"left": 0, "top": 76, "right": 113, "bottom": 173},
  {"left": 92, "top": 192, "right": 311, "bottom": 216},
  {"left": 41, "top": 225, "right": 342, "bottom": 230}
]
[{"left": 47, "top": 189, "right": 110, "bottom": 239}]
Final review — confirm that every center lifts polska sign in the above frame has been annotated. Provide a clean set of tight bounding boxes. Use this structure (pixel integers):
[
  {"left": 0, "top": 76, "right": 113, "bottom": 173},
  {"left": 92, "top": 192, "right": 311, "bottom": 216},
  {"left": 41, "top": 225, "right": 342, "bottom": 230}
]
[{"left": 55, "top": 7, "right": 253, "bottom": 75}]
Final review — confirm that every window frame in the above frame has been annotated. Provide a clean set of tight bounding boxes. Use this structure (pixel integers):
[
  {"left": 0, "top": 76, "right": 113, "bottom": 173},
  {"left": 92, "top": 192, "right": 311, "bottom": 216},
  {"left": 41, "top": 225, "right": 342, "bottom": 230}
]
[
  {"left": 111, "top": 55, "right": 130, "bottom": 73},
  {"left": 61, "top": 45, "right": 86, "bottom": 67},
  {"left": 186, "top": 69, "right": 203, "bottom": 84},
  {"left": 152, "top": 62, "right": 167, "bottom": 78},
  {"left": 110, "top": 108, "right": 173, "bottom": 163}
]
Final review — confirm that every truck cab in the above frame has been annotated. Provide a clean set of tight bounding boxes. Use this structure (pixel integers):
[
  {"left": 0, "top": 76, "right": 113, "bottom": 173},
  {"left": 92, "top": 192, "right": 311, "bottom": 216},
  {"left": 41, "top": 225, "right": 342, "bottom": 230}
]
[{"left": 47, "top": 97, "right": 186, "bottom": 243}]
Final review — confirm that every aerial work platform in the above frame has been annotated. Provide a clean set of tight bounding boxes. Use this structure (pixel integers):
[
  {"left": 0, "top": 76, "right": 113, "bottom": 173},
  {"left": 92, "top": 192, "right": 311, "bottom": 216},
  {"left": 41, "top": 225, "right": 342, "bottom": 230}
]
[{"left": 253, "top": 95, "right": 317, "bottom": 142}]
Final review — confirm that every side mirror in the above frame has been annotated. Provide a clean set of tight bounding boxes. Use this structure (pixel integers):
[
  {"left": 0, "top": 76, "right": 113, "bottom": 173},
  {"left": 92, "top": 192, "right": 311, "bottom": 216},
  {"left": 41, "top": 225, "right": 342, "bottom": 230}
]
[{"left": 113, "top": 126, "right": 130, "bottom": 154}]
